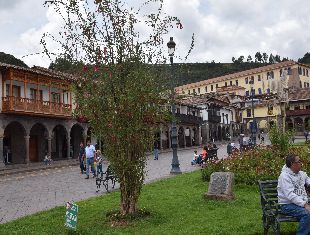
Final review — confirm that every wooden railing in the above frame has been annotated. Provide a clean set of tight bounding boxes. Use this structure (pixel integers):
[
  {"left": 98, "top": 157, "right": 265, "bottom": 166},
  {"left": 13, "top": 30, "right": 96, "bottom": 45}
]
[
  {"left": 2, "top": 96, "right": 72, "bottom": 117},
  {"left": 286, "top": 109, "right": 310, "bottom": 116}
]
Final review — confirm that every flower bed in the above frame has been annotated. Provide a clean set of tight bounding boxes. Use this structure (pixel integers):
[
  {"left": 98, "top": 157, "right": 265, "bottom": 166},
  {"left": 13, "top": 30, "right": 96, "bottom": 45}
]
[{"left": 202, "top": 145, "right": 310, "bottom": 185}]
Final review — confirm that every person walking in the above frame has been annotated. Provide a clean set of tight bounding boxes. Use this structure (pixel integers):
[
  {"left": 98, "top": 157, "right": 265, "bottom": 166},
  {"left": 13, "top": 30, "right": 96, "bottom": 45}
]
[
  {"left": 278, "top": 154, "right": 310, "bottom": 234},
  {"left": 78, "top": 142, "right": 85, "bottom": 174},
  {"left": 96, "top": 150, "right": 103, "bottom": 175},
  {"left": 153, "top": 142, "right": 159, "bottom": 160},
  {"left": 84, "top": 140, "right": 96, "bottom": 179}
]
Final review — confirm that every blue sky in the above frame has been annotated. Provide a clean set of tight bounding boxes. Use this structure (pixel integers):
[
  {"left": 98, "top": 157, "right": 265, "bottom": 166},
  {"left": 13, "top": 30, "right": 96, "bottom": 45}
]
[{"left": 0, "top": 0, "right": 309, "bottom": 67}]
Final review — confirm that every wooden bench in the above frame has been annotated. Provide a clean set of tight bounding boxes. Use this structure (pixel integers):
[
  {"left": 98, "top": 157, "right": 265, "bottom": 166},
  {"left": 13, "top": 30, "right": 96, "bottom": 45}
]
[
  {"left": 96, "top": 165, "right": 117, "bottom": 192},
  {"left": 258, "top": 180, "right": 298, "bottom": 235}
]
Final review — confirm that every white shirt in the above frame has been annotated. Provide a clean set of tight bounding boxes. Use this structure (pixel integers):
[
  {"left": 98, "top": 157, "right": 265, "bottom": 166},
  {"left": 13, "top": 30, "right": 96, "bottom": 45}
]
[{"left": 85, "top": 145, "right": 96, "bottom": 159}]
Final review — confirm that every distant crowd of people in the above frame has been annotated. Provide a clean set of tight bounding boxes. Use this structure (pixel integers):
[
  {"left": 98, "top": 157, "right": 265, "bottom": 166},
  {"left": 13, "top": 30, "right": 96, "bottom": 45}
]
[{"left": 191, "top": 142, "right": 218, "bottom": 166}]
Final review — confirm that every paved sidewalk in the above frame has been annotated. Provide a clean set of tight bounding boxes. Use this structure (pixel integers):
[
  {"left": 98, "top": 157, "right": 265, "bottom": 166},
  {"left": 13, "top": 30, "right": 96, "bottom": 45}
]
[{"left": 0, "top": 143, "right": 229, "bottom": 224}]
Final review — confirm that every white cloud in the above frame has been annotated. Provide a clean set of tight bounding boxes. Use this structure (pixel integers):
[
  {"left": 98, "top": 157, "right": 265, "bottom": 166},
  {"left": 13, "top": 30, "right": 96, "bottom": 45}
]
[{"left": 1, "top": 0, "right": 310, "bottom": 67}]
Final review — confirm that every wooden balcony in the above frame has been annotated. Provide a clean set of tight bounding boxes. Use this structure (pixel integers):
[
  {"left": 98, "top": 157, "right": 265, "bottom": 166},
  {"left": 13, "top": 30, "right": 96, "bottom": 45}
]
[
  {"left": 175, "top": 113, "right": 203, "bottom": 125},
  {"left": 2, "top": 96, "right": 72, "bottom": 118},
  {"left": 208, "top": 114, "right": 221, "bottom": 123},
  {"left": 286, "top": 109, "right": 310, "bottom": 116}
]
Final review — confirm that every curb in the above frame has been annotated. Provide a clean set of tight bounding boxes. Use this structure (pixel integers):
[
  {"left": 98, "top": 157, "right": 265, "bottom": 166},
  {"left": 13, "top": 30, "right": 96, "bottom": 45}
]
[{"left": 0, "top": 161, "right": 79, "bottom": 177}]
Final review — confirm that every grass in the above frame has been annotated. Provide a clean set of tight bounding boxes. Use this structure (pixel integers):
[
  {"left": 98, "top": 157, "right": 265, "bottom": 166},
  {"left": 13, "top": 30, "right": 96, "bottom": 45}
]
[{"left": 0, "top": 171, "right": 298, "bottom": 235}]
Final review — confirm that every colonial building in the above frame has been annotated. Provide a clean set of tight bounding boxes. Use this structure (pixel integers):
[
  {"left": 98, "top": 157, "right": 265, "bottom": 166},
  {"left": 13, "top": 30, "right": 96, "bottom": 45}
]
[
  {"left": 175, "top": 61, "right": 310, "bottom": 133},
  {"left": 158, "top": 101, "right": 203, "bottom": 150},
  {"left": 0, "top": 63, "right": 89, "bottom": 167}
]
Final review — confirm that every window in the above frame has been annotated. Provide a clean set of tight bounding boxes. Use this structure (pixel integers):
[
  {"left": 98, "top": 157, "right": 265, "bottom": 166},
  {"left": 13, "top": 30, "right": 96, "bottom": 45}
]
[
  {"left": 298, "top": 67, "right": 302, "bottom": 75},
  {"left": 258, "top": 75, "right": 261, "bottom": 81},
  {"left": 188, "top": 90, "right": 190, "bottom": 94},
  {"left": 193, "top": 89, "right": 195, "bottom": 94},
  {"left": 279, "top": 69, "right": 282, "bottom": 77},
  {"left": 294, "top": 105, "right": 300, "bottom": 110},
  {"left": 267, "top": 88, "right": 270, "bottom": 94},
  {"left": 258, "top": 88, "right": 262, "bottom": 95},
  {"left": 225, "top": 82, "right": 227, "bottom": 86},
  {"left": 51, "top": 92, "right": 61, "bottom": 103},
  {"left": 247, "top": 109, "right": 251, "bottom": 117},
  {"left": 245, "top": 77, "right": 248, "bottom": 84},
  {"left": 205, "top": 86, "right": 207, "bottom": 92},
  {"left": 198, "top": 88, "right": 200, "bottom": 93},
  {"left": 211, "top": 85, "right": 213, "bottom": 91},
  {"left": 288, "top": 67, "right": 292, "bottom": 75},
  {"left": 250, "top": 76, "right": 254, "bottom": 84},
  {"left": 177, "top": 108, "right": 180, "bottom": 114},
  {"left": 245, "top": 90, "right": 249, "bottom": 96},
  {"left": 300, "top": 81, "right": 302, "bottom": 88},
  {"left": 267, "top": 71, "right": 274, "bottom": 79},
  {"left": 307, "top": 69, "right": 309, "bottom": 77},
  {"left": 303, "top": 68, "right": 306, "bottom": 76},
  {"left": 236, "top": 80, "right": 239, "bottom": 86},
  {"left": 230, "top": 81, "right": 233, "bottom": 86},
  {"left": 251, "top": 89, "right": 255, "bottom": 96},
  {"left": 268, "top": 106, "right": 273, "bottom": 115},
  {"left": 216, "top": 84, "right": 218, "bottom": 88},
  {"left": 5, "top": 84, "right": 21, "bottom": 97},
  {"left": 304, "top": 82, "right": 307, "bottom": 88},
  {"left": 30, "top": 88, "right": 43, "bottom": 100}
]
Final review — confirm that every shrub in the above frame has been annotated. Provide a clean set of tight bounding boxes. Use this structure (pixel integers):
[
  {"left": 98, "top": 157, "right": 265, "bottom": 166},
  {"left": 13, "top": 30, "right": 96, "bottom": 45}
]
[
  {"left": 202, "top": 145, "right": 310, "bottom": 185},
  {"left": 268, "top": 125, "right": 294, "bottom": 156}
]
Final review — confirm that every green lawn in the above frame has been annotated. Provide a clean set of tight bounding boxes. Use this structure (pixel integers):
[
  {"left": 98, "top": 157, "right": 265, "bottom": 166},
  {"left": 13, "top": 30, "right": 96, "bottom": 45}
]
[{"left": 0, "top": 171, "right": 298, "bottom": 235}]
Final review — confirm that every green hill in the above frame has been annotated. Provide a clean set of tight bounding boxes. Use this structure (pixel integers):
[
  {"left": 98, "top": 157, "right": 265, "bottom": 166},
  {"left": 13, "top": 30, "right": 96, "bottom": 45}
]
[
  {"left": 0, "top": 52, "right": 29, "bottom": 68},
  {"left": 173, "top": 62, "right": 269, "bottom": 86}
]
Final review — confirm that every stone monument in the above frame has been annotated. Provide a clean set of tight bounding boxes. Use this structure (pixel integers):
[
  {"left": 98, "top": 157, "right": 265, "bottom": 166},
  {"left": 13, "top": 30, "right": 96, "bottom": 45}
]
[{"left": 204, "top": 172, "right": 235, "bottom": 201}]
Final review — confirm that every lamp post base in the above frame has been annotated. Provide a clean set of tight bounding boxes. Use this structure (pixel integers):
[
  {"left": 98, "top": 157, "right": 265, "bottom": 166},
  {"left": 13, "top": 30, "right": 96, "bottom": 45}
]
[{"left": 170, "top": 164, "right": 182, "bottom": 175}]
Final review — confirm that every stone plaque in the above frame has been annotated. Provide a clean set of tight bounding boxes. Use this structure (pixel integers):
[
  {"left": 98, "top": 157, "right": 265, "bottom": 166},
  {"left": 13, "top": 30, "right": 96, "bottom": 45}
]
[{"left": 204, "top": 172, "right": 235, "bottom": 201}]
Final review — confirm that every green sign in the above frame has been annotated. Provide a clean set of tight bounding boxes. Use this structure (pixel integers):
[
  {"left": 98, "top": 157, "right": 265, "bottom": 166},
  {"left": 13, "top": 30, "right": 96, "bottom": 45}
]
[{"left": 65, "top": 202, "right": 78, "bottom": 230}]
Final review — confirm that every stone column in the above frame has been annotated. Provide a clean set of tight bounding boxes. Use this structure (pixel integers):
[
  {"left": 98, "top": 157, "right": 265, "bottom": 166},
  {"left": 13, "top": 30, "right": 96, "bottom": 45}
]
[
  {"left": 160, "top": 126, "right": 163, "bottom": 150},
  {"left": 198, "top": 125, "right": 202, "bottom": 146},
  {"left": 67, "top": 135, "right": 71, "bottom": 159},
  {"left": 0, "top": 135, "right": 4, "bottom": 167},
  {"left": 47, "top": 137, "right": 52, "bottom": 159},
  {"left": 25, "top": 135, "right": 30, "bottom": 164}
]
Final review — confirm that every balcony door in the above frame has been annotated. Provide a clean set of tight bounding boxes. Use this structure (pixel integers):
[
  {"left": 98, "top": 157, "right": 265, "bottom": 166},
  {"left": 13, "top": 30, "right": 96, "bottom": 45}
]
[
  {"left": 5, "top": 84, "right": 21, "bottom": 97},
  {"left": 29, "top": 136, "right": 38, "bottom": 162},
  {"left": 30, "top": 88, "right": 43, "bottom": 101}
]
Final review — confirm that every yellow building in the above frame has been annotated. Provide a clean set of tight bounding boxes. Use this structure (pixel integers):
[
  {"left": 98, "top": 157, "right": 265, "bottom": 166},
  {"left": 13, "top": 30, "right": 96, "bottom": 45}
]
[{"left": 175, "top": 60, "right": 310, "bottom": 133}]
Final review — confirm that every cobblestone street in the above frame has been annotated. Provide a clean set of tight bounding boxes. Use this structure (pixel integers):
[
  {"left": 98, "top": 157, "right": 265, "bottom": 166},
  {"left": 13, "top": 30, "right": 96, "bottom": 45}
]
[{"left": 0, "top": 143, "right": 230, "bottom": 224}]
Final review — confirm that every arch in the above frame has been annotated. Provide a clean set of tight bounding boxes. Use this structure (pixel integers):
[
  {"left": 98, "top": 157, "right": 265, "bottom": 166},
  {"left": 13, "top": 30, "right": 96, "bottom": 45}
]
[
  {"left": 305, "top": 117, "right": 310, "bottom": 131},
  {"left": 217, "top": 126, "right": 222, "bottom": 141},
  {"left": 70, "top": 124, "right": 84, "bottom": 159},
  {"left": 286, "top": 117, "right": 294, "bottom": 130},
  {"left": 52, "top": 125, "right": 68, "bottom": 160},
  {"left": 29, "top": 123, "right": 49, "bottom": 162},
  {"left": 178, "top": 127, "right": 185, "bottom": 147},
  {"left": 185, "top": 127, "right": 191, "bottom": 147},
  {"left": 294, "top": 117, "right": 303, "bottom": 132},
  {"left": 4, "top": 121, "right": 27, "bottom": 164}
]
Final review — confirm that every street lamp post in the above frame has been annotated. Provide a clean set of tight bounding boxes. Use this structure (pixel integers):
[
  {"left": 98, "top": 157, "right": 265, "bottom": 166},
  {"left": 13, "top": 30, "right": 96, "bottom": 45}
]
[
  {"left": 250, "top": 81, "right": 256, "bottom": 146},
  {"left": 167, "top": 37, "right": 181, "bottom": 174}
]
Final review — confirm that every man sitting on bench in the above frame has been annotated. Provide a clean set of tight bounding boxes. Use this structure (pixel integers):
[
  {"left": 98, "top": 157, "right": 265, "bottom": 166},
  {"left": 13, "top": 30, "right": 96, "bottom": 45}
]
[{"left": 278, "top": 154, "right": 310, "bottom": 235}]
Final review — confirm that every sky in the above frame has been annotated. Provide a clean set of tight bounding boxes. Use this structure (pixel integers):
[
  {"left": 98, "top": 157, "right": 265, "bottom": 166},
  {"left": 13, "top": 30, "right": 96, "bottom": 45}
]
[{"left": 0, "top": 0, "right": 310, "bottom": 68}]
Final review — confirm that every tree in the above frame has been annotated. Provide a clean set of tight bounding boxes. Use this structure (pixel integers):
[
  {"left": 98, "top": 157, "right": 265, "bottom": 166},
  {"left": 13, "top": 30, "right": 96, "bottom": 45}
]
[
  {"left": 232, "top": 57, "right": 236, "bottom": 63},
  {"left": 255, "top": 52, "right": 262, "bottom": 63},
  {"left": 247, "top": 55, "right": 252, "bottom": 63},
  {"left": 49, "top": 56, "right": 83, "bottom": 74},
  {"left": 269, "top": 53, "right": 275, "bottom": 63},
  {"left": 42, "top": 0, "right": 193, "bottom": 216},
  {"left": 262, "top": 52, "right": 268, "bottom": 63},
  {"left": 274, "top": 55, "right": 281, "bottom": 62},
  {"left": 298, "top": 52, "right": 310, "bottom": 64},
  {"left": 237, "top": 55, "right": 244, "bottom": 63}
]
